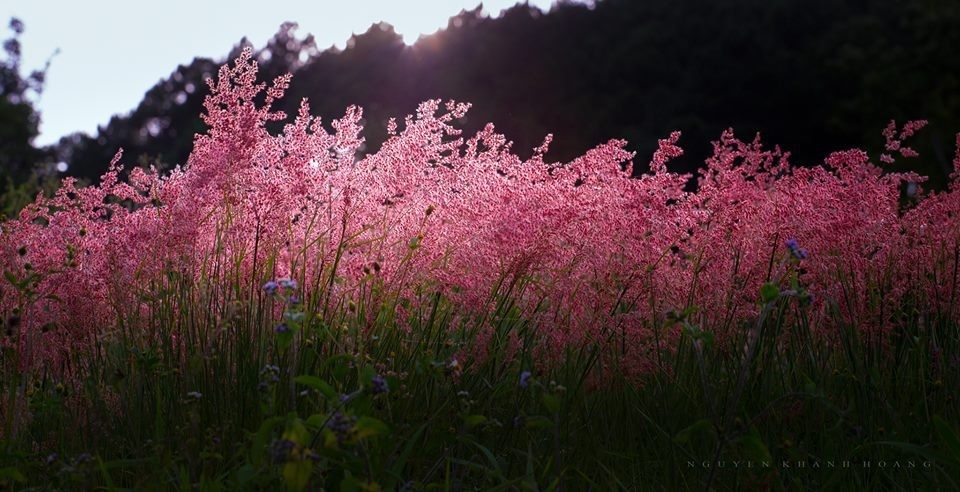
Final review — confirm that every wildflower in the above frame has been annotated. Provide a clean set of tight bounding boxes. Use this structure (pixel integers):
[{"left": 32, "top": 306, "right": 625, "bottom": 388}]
[
  {"left": 445, "top": 357, "right": 462, "bottom": 379},
  {"left": 186, "top": 391, "right": 203, "bottom": 400},
  {"left": 287, "top": 295, "right": 301, "bottom": 305},
  {"left": 258, "top": 364, "right": 280, "bottom": 392},
  {"left": 279, "top": 278, "right": 298, "bottom": 291},
  {"left": 274, "top": 323, "right": 290, "bottom": 333},
  {"left": 519, "top": 370, "right": 532, "bottom": 389},
  {"left": 326, "top": 411, "right": 357, "bottom": 445},
  {"left": 268, "top": 438, "right": 296, "bottom": 464},
  {"left": 370, "top": 375, "right": 389, "bottom": 395},
  {"left": 261, "top": 364, "right": 280, "bottom": 376},
  {"left": 263, "top": 281, "right": 279, "bottom": 295},
  {"left": 785, "top": 238, "right": 809, "bottom": 260},
  {"left": 45, "top": 453, "right": 58, "bottom": 465}
]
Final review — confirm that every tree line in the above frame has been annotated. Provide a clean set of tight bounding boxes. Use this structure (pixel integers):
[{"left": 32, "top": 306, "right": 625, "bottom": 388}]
[{"left": 4, "top": 0, "right": 960, "bottom": 194}]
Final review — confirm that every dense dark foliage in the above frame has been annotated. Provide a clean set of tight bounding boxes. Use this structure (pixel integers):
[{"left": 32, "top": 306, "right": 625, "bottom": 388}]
[
  {"left": 14, "top": 0, "right": 960, "bottom": 188},
  {"left": 0, "top": 18, "right": 51, "bottom": 186}
]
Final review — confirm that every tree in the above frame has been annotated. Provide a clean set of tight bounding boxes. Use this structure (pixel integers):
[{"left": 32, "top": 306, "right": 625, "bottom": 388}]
[
  {"left": 55, "top": 0, "right": 960, "bottom": 188},
  {"left": 0, "top": 18, "right": 51, "bottom": 181},
  {"left": 55, "top": 24, "right": 319, "bottom": 181},
  {"left": 1, "top": 17, "right": 57, "bottom": 217}
]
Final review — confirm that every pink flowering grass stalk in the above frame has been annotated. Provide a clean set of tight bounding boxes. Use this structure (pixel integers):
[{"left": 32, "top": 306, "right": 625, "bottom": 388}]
[{"left": 2, "top": 48, "right": 960, "bottom": 385}]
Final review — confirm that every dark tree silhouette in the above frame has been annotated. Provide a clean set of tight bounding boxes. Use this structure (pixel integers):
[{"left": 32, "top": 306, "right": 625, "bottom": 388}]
[
  {"left": 1, "top": 17, "right": 52, "bottom": 185},
  {"left": 52, "top": 0, "right": 960, "bottom": 187}
]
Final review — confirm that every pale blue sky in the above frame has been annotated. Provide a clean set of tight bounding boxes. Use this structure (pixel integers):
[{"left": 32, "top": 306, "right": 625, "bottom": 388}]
[{"left": 3, "top": 1, "right": 559, "bottom": 146}]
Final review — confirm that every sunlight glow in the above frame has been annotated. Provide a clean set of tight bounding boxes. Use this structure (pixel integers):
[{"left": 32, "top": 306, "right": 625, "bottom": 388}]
[{"left": 2, "top": 0, "right": 560, "bottom": 145}]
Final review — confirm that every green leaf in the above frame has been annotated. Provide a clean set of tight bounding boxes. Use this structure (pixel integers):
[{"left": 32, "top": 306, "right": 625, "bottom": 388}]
[
  {"left": 284, "top": 417, "right": 310, "bottom": 446},
  {"left": 681, "top": 305, "right": 699, "bottom": 318},
  {"left": 673, "top": 419, "right": 715, "bottom": 445},
  {"left": 463, "top": 414, "right": 487, "bottom": 429},
  {"left": 43, "top": 293, "right": 63, "bottom": 303},
  {"left": 359, "top": 365, "right": 376, "bottom": 388},
  {"left": 541, "top": 393, "right": 561, "bottom": 415},
  {"left": 737, "top": 426, "right": 772, "bottom": 463},
  {"left": 95, "top": 456, "right": 116, "bottom": 489},
  {"left": 294, "top": 375, "right": 338, "bottom": 401},
  {"left": 305, "top": 413, "right": 328, "bottom": 430},
  {"left": 251, "top": 416, "right": 285, "bottom": 467},
  {"left": 462, "top": 438, "right": 506, "bottom": 481},
  {"left": 3, "top": 270, "right": 25, "bottom": 291},
  {"left": 353, "top": 417, "right": 390, "bottom": 440},
  {"left": 283, "top": 459, "right": 313, "bottom": 492},
  {"left": 0, "top": 467, "right": 26, "bottom": 483},
  {"left": 760, "top": 283, "right": 779, "bottom": 304},
  {"left": 408, "top": 235, "right": 422, "bottom": 250},
  {"left": 235, "top": 464, "right": 257, "bottom": 489}
]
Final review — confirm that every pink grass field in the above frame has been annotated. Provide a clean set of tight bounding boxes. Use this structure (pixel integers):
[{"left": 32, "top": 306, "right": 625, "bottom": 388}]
[{"left": 3, "top": 48, "right": 959, "bottom": 381}]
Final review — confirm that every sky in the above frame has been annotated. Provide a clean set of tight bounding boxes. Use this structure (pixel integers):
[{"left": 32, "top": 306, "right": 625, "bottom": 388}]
[{"left": 3, "top": 1, "right": 559, "bottom": 146}]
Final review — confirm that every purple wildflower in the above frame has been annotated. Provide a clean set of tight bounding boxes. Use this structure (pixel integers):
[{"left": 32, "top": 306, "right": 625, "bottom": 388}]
[
  {"left": 326, "top": 412, "right": 357, "bottom": 445},
  {"left": 263, "top": 281, "right": 279, "bottom": 295},
  {"left": 519, "top": 370, "right": 532, "bottom": 389},
  {"left": 275, "top": 323, "right": 290, "bottom": 333},
  {"left": 370, "top": 375, "right": 389, "bottom": 395},
  {"left": 268, "top": 438, "right": 296, "bottom": 464},
  {"left": 786, "top": 238, "right": 809, "bottom": 260}
]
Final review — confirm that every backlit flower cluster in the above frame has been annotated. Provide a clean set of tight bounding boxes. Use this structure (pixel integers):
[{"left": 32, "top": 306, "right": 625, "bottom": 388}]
[{"left": 2, "top": 48, "right": 959, "bottom": 382}]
